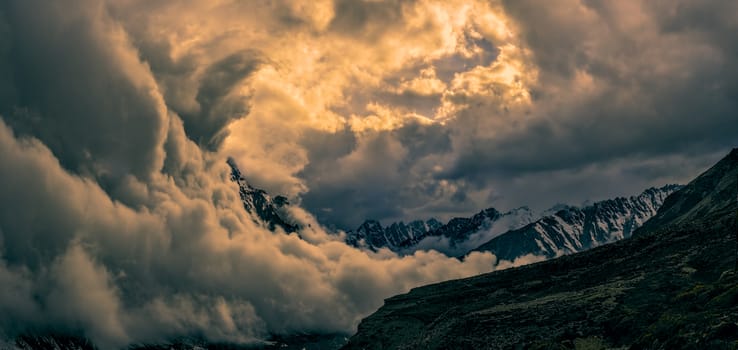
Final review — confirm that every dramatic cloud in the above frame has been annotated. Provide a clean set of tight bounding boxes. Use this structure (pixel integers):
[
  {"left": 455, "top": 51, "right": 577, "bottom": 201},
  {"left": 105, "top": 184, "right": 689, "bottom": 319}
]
[
  {"left": 0, "top": 1, "right": 502, "bottom": 346},
  {"left": 0, "top": 89, "right": 502, "bottom": 346},
  {"left": 0, "top": 0, "right": 736, "bottom": 346}
]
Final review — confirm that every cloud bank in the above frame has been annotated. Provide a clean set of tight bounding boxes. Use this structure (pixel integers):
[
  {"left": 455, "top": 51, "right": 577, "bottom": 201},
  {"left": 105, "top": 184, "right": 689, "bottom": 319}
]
[
  {"left": 0, "top": 0, "right": 506, "bottom": 346},
  {"left": 0, "top": 0, "right": 736, "bottom": 347},
  {"left": 0, "top": 84, "right": 504, "bottom": 346}
]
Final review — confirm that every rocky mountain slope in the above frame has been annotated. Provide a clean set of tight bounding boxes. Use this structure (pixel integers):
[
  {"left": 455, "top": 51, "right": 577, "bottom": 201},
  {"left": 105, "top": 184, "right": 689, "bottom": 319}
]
[
  {"left": 472, "top": 185, "right": 681, "bottom": 261},
  {"left": 227, "top": 156, "right": 678, "bottom": 262},
  {"left": 342, "top": 148, "right": 738, "bottom": 350},
  {"left": 346, "top": 185, "right": 679, "bottom": 259},
  {"left": 227, "top": 157, "right": 297, "bottom": 232},
  {"left": 345, "top": 207, "right": 536, "bottom": 254},
  {"left": 345, "top": 218, "right": 443, "bottom": 251}
]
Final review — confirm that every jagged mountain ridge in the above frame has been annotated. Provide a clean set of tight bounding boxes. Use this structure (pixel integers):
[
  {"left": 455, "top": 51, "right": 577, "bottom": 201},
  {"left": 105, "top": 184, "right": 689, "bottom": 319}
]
[
  {"left": 227, "top": 158, "right": 297, "bottom": 233},
  {"left": 225, "top": 157, "right": 679, "bottom": 261},
  {"left": 345, "top": 186, "right": 679, "bottom": 257},
  {"left": 345, "top": 218, "right": 443, "bottom": 251},
  {"left": 472, "top": 184, "right": 682, "bottom": 261},
  {"left": 345, "top": 207, "right": 536, "bottom": 253},
  {"left": 342, "top": 149, "right": 738, "bottom": 350}
]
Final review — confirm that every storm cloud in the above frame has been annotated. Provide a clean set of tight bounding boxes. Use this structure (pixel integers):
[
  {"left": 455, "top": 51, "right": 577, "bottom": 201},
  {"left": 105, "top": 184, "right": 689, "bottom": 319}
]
[
  {"left": 0, "top": 0, "right": 501, "bottom": 347},
  {"left": 294, "top": 0, "right": 738, "bottom": 226},
  {"left": 0, "top": 0, "right": 736, "bottom": 347}
]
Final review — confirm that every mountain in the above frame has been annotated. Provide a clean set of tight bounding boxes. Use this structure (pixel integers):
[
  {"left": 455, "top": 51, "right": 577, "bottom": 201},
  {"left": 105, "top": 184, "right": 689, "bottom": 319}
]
[
  {"left": 345, "top": 207, "right": 536, "bottom": 254},
  {"left": 429, "top": 207, "right": 536, "bottom": 246},
  {"left": 342, "top": 149, "right": 738, "bottom": 349},
  {"left": 637, "top": 150, "right": 738, "bottom": 233},
  {"left": 345, "top": 218, "right": 443, "bottom": 251},
  {"left": 226, "top": 157, "right": 677, "bottom": 262},
  {"left": 227, "top": 157, "right": 297, "bottom": 233},
  {"left": 472, "top": 185, "right": 682, "bottom": 261},
  {"left": 345, "top": 186, "right": 679, "bottom": 258}
]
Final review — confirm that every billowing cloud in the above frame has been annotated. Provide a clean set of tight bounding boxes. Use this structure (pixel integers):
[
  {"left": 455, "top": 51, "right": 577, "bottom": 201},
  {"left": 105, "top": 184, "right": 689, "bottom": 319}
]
[
  {"left": 0, "top": 0, "right": 736, "bottom": 347},
  {"left": 0, "top": 76, "right": 502, "bottom": 346},
  {"left": 0, "top": 0, "right": 168, "bottom": 185},
  {"left": 0, "top": 0, "right": 510, "bottom": 346}
]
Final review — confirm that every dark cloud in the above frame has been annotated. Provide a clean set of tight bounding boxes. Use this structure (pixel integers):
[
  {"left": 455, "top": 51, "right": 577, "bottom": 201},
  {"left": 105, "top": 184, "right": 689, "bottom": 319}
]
[
  {"left": 0, "top": 1, "right": 167, "bottom": 184},
  {"left": 107, "top": 6, "right": 263, "bottom": 151},
  {"left": 435, "top": 0, "right": 738, "bottom": 209},
  {"left": 179, "top": 51, "right": 261, "bottom": 149},
  {"left": 299, "top": 130, "right": 409, "bottom": 226},
  {"left": 0, "top": 113, "right": 497, "bottom": 346},
  {"left": 299, "top": 122, "right": 473, "bottom": 228},
  {"left": 0, "top": 2, "right": 503, "bottom": 345},
  {"left": 284, "top": 0, "right": 738, "bottom": 229},
  {"left": 329, "top": 0, "right": 406, "bottom": 41}
]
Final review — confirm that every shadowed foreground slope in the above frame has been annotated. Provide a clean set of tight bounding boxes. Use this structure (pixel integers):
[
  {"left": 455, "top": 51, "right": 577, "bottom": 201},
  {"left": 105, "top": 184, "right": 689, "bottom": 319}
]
[{"left": 343, "top": 149, "right": 738, "bottom": 350}]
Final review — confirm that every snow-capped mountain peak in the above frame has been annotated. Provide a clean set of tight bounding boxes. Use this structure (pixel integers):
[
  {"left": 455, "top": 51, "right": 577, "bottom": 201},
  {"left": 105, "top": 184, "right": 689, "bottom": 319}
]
[
  {"left": 472, "top": 184, "right": 683, "bottom": 261},
  {"left": 345, "top": 206, "right": 538, "bottom": 255}
]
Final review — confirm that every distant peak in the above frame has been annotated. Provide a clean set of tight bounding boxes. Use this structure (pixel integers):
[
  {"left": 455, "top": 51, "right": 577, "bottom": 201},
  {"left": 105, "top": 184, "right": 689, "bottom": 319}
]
[{"left": 226, "top": 158, "right": 297, "bottom": 233}]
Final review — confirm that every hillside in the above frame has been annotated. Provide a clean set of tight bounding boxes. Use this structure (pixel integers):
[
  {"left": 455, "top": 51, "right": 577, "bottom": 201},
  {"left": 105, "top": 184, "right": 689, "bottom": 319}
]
[{"left": 342, "top": 149, "right": 738, "bottom": 349}]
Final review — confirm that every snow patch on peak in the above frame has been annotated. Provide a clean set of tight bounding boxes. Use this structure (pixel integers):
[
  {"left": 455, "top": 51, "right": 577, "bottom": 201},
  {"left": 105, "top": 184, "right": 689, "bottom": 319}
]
[
  {"left": 473, "top": 185, "right": 683, "bottom": 262},
  {"left": 346, "top": 206, "right": 539, "bottom": 256}
]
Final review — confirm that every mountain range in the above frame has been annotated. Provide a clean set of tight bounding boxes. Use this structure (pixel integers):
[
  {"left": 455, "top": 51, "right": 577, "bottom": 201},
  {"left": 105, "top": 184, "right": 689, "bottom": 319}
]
[
  {"left": 473, "top": 185, "right": 682, "bottom": 261},
  {"left": 342, "top": 148, "right": 738, "bottom": 349},
  {"left": 344, "top": 206, "right": 536, "bottom": 255},
  {"left": 227, "top": 157, "right": 680, "bottom": 262},
  {"left": 343, "top": 185, "right": 680, "bottom": 260}
]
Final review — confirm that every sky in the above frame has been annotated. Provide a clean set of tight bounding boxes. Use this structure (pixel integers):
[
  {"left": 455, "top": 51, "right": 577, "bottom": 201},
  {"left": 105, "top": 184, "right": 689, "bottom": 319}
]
[{"left": 0, "top": 0, "right": 737, "bottom": 347}]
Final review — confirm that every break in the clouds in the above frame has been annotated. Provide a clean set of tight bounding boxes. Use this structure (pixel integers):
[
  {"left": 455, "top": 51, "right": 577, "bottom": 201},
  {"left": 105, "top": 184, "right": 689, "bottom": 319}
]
[{"left": 0, "top": 0, "right": 736, "bottom": 347}]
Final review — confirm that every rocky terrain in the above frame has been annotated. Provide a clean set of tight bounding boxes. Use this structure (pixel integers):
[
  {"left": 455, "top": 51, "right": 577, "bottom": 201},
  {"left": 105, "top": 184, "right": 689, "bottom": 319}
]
[
  {"left": 227, "top": 157, "right": 298, "bottom": 233},
  {"left": 227, "top": 156, "right": 679, "bottom": 263},
  {"left": 345, "top": 218, "right": 444, "bottom": 251},
  {"left": 345, "top": 207, "right": 536, "bottom": 255},
  {"left": 473, "top": 185, "right": 681, "bottom": 261},
  {"left": 346, "top": 185, "right": 679, "bottom": 260},
  {"left": 343, "top": 149, "right": 738, "bottom": 349}
]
